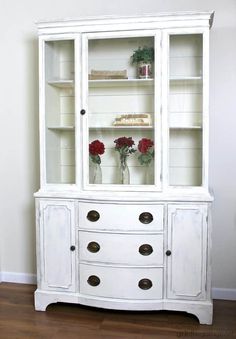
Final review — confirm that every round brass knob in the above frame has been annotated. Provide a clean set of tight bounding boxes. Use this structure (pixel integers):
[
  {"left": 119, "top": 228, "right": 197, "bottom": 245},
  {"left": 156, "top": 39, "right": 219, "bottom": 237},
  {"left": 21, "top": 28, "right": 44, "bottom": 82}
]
[
  {"left": 87, "top": 241, "right": 100, "bottom": 253},
  {"left": 87, "top": 210, "right": 100, "bottom": 222},
  {"left": 139, "top": 244, "right": 153, "bottom": 256},
  {"left": 138, "top": 278, "right": 153, "bottom": 290},
  {"left": 87, "top": 275, "right": 100, "bottom": 286},
  {"left": 139, "top": 212, "right": 153, "bottom": 224}
]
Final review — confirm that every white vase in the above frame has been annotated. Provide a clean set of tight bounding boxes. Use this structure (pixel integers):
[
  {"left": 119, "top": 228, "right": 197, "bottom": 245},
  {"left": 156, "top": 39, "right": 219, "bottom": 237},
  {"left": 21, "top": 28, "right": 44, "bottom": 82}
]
[
  {"left": 144, "top": 160, "right": 154, "bottom": 185},
  {"left": 89, "top": 161, "right": 102, "bottom": 184},
  {"left": 118, "top": 155, "right": 130, "bottom": 185}
]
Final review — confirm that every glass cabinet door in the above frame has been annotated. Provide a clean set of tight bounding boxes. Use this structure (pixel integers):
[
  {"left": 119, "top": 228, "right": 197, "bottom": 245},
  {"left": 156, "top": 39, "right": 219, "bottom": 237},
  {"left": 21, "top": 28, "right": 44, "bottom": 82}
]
[
  {"left": 85, "top": 33, "right": 160, "bottom": 188},
  {"left": 44, "top": 39, "right": 75, "bottom": 184},
  {"left": 168, "top": 33, "right": 203, "bottom": 187}
]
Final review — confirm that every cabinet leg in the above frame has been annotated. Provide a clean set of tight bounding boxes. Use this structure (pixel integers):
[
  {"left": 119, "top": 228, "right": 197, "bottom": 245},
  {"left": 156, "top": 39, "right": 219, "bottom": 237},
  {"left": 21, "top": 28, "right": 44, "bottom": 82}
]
[{"left": 34, "top": 290, "right": 55, "bottom": 311}]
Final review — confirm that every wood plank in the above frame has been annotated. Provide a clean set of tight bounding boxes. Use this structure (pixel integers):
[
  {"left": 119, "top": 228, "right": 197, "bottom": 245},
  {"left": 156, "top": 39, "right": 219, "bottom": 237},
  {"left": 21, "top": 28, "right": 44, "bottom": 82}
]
[{"left": 0, "top": 283, "right": 236, "bottom": 338}]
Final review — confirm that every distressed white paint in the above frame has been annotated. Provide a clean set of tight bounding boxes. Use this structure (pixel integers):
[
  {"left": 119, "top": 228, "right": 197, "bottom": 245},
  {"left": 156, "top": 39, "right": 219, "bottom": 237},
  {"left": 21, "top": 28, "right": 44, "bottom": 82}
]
[
  {"left": 35, "top": 12, "right": 214, "bottom": 325},
  {"left": 167, "top": 204, "right": 207, "bottom": 300},
  {"left": 37, "top": 200, "right": 76, "bottom": 291}
]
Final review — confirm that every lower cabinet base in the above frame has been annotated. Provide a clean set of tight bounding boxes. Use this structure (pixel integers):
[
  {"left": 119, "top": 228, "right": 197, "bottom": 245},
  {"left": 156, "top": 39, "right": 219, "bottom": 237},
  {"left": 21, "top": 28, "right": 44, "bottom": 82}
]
[{"left": 34, "top": 289, "right": 213, "bottom": 325}]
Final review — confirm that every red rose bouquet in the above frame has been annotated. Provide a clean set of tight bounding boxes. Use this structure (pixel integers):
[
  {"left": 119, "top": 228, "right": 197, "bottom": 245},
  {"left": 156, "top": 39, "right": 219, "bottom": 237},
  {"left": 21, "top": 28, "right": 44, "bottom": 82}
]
[
  {"left": 114, "top": 136, "right": 135, "bottom": 156},
  {"left": 89, "top": 140, "right": 105, "bottom": 164},
  {"left": 137, "top": 138, "right": 154, "bottom": 165},
  {"left": 114, "top": 136, "right": 135, "bottom": 184}
]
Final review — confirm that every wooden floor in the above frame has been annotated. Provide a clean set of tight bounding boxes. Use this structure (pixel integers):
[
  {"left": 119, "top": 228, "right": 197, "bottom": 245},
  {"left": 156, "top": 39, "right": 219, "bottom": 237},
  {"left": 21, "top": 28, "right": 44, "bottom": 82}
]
[{"left": 0, "top": 283, "right": 236, "bottom": 338}]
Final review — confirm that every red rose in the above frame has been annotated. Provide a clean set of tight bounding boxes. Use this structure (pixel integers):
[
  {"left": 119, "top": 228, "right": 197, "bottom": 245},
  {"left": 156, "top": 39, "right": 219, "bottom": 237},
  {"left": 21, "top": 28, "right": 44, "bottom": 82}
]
[
  {"left": 114, "top": 136, "right": 135, "bottom": 149},
  {"left": 138, "top": 138, "right": 154, "bottom": 153},
  {"left": 89, "top": 140, "right": 105, "bottom": 156}
]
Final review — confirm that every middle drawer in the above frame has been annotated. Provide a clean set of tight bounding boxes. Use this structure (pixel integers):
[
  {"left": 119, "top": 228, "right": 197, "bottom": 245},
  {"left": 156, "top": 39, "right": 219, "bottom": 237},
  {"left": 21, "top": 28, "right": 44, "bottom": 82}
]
[{"left": 79, "top": 231, "right": 163, "bottom": 266}]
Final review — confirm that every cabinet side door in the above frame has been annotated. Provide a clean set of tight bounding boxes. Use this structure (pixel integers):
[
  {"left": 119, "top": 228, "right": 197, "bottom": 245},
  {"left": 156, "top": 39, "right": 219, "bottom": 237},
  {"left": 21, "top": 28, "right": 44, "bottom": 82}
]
[
  {"left": 167, "top": 204, "right": 207, "bottom": 300},
  {"left": 38, "top": 200, "right": 76, "bottom": 292}
]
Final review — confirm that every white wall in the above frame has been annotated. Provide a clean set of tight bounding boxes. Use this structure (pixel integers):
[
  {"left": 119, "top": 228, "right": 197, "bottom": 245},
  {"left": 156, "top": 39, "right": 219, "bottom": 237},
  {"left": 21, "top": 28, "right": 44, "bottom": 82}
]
[{"left": 0, "top": 0, "right": 236, "bottom": 295}]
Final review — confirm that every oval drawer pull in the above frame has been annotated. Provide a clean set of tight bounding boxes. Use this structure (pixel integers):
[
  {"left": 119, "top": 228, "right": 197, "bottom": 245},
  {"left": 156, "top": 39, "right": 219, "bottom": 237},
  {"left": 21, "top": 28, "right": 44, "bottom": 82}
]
[
  {"left": 139, "top": 212, "right": 153, "bottom": 224},
  {"left": 87, "top": 275, "right": 100, "bottom": 286},
  {"left": 87, "top": 210, "right": 100, "bottom": 222},
  {"left": 139, "top": 244, "right": 153, "bottom": 256},
  {"left": 87, "top": 241, "right": 100, "bottom": 253},
  {"left": 138, "top": 278, "right": 153, "bottom": 290}
]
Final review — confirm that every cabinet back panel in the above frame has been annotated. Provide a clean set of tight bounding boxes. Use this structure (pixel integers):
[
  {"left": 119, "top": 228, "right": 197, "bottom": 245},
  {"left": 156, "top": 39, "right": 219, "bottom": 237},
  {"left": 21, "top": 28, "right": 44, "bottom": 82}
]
[
  {"left": 45, "top": 40, "right": 74, "bottom": 80},
  {"left": 169, "top": 130, "right": 202, "bottom": 186},
  {"left": 46, "top": 86, "right": 75, "bottom": 127},
  {"left": 89, "top": 37, "right": 154, "bottom": 79},
  {"left": 46, "top": 130, "right": 75, "bottom": 184},
  {"left": 169, "top": 34, "right": 202, "bottom": 77}
]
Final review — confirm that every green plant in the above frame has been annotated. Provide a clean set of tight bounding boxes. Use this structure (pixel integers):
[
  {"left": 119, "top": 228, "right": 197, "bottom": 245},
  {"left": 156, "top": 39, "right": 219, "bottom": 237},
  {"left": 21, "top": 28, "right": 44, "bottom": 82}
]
[{"left": 131, "top": 46, "right": 154, "bottom": 64}]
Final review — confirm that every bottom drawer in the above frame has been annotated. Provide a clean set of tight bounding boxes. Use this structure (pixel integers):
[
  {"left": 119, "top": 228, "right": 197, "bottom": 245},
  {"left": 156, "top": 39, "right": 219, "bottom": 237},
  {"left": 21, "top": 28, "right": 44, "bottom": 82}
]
[{"left": 79, "top": 264, "right": 163, "bottom": 300}]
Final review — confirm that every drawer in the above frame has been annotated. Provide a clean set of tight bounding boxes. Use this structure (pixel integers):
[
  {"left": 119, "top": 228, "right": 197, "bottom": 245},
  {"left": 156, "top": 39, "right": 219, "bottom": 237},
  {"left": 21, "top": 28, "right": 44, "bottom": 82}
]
[
  {"left": 79, "top": 264, "right": 163, "bottom": 299},
  {"left": 79, "top": 231, "right": 163, "bottom": 266},
  {"left": 78, "top": 202, "right": 164, "bottom": 231}
]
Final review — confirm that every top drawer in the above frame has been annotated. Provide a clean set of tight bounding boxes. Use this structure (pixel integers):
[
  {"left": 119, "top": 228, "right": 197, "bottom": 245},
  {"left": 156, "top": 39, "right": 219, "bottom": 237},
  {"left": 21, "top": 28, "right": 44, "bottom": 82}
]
[{"left": 78, "top": 202, "right": 164, "bottom": 231}]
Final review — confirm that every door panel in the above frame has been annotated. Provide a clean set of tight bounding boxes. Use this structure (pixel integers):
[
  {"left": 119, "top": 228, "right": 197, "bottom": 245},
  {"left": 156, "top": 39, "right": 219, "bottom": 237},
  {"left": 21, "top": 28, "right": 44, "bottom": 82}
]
[
  {"left": 167, "top": 204, "right": 207, "bottom": 300},
  {"left": 39, "top": 200, "right": 76, "bottom": 291}
]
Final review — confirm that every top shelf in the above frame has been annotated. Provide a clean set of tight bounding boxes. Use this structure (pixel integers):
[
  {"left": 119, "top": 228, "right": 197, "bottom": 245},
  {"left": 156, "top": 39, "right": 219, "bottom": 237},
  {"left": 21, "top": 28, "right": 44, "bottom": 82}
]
[{"left": 47, "top": 76, "right": 202, "bottom": 88}]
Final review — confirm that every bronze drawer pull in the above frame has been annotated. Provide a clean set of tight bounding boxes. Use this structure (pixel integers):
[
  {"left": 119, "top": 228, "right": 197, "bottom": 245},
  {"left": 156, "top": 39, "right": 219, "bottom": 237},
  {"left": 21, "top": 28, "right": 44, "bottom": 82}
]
[
  {"left": 87, "top": 210, "right": 100, "bottom": 222},
  {"left": 87, "top": 241, "right": 100, "bottom": 253},
  {"left": 138, "top": 278, "right": 153, "bottom": 290},
  {"left": 87, "top": 275, "right": 100, "bottom": 286},
  {"left": 139, "top": 212, "right": 153, "bottom": 224},
  {"left": 139, "top": 244, "right": 153, "bottom": 256}
]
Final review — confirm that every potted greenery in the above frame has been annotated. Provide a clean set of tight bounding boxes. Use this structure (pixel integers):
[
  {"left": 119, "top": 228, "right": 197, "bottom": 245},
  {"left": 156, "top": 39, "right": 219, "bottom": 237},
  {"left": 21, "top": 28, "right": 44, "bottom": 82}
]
[{"left": 131, "top": 46, "right": 154, "bottom": 79}]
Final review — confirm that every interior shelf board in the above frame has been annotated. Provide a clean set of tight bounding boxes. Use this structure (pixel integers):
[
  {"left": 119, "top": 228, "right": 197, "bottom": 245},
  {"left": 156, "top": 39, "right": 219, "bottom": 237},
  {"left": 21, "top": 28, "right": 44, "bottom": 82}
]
[
  {"left": 47, "top": 126, "right": 75, "bottom": 131},
  {"left": 169, "top": 126, "right": 202, "bottom": 130},
  {"left": 169, "top": 76, "right": 202, "bottom": 82},
  {"left": 47, "top": 79, "right": 74, "bottom": 88},
  {"left": 89, "top": 126, "right": 153, "bottom": 130},
  {"left": 89, "top": 78, "right": 154, "bottom": 87}
]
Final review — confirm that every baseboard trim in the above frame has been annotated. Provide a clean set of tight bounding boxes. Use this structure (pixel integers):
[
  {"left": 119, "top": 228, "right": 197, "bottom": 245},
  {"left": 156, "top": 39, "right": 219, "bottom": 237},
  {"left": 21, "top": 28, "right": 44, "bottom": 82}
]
[
  {"left": 0, "top": 272, "right": 37, "bottom": 285},
  {"left": 212, "top": 287, "right": 236, "bottom": 301},
  {"left": 0, "top": 273, "right": 235, "bottom": 300}
]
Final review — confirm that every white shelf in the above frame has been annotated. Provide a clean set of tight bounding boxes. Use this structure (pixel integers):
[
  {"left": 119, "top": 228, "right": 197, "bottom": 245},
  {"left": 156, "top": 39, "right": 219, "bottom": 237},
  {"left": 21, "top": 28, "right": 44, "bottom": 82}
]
[
  {"left": 89, "top": 126, "right": 153, "bottom": 130},
  {"left": 169, "top": 126, "right": 202, "bottom": 130},
  {"left": 170, "top": 76, "right": 202, "bottom": 83},
  {"left": 48, "top": 126, "right": 75, "bottom": 131},
  {"left": 89, "top": 78, "right": 154, "bottom": 87},
  {"left": 47, "top": 80, "right": 74, "bottom": 88}
]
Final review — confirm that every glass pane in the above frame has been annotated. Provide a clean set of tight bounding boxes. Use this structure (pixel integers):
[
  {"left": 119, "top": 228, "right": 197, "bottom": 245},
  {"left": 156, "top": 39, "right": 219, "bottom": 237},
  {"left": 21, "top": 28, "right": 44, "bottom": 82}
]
[
  {"left": 44, "top": 40, "right": 75, "bottom": 184},
  {"left": 168, "top": 34, "right": 203, "bottom": 186},
  {"left": 88, "top": 36, "right": 155, "bottom": 186}
]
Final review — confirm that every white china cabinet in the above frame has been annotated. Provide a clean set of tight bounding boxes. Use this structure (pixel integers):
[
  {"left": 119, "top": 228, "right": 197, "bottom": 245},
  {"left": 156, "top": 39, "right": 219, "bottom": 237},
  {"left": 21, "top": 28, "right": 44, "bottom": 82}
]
[{"left": 34, "top": 12, "right": 214, "bottom": 324}]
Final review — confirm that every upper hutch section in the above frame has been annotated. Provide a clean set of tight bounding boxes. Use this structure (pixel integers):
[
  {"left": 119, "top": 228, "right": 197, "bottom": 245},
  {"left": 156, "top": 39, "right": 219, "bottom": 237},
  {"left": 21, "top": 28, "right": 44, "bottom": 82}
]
[
  {"left": 37, "top": 12, "right": 214, "bottom": 197},
  {"left": 37, "top": 12, "right": 214, "bottom": 35}
]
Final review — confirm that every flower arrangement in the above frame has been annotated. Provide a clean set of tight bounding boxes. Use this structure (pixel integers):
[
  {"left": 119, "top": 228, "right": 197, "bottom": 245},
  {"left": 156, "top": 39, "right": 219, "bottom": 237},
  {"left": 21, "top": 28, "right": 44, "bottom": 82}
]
[
  {"left": 89, "top": 140, "right": 105, "bottom": 164},
  {"left": 114, "top": 136, "right": 136, "bottom": 157},
  {"left": 114, "top": 137, "right": 135, "bottom": 185},
  {"left": 137, "top": 138, "right": 154, "bottom": 165},
  {"left": 131, "top": 46, "right": 154, "bottom": 64}
]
